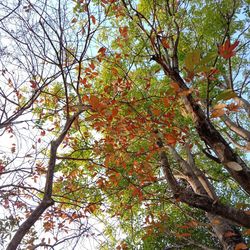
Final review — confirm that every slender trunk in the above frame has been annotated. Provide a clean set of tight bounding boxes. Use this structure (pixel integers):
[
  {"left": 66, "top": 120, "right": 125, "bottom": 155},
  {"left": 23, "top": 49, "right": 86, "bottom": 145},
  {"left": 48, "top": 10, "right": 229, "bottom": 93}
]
[
  {"left": 222, "top": 115, "right": 250, "bottom": 141},
  {"left": 7, "top": 114, "right": 78, "bottom": 250}
]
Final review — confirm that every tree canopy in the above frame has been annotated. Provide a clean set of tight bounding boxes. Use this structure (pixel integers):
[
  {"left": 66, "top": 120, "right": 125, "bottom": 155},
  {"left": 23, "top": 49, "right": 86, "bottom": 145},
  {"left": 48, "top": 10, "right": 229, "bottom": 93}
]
[{"left": 0, "top": 0, "right": 249, "bottom": 249}]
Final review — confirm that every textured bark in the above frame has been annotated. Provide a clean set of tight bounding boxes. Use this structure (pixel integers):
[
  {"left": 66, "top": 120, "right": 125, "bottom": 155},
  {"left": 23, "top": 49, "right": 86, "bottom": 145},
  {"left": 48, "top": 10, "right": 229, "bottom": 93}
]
[
  {"left": 177, "top": 191, "right": 250, "bottom": 228},
  {"left": 206, "top": 213, "right": 244, "bottom": 250},
  {"left": 162, "top": 68, "right": 250, "bottom": 195},
  {"left": 222, "top": 115, "right": 250, "bottom": 141},
  {"left": 170, "top": 146, "right": 246, "bottom": 249},
  {"left": 235, "top": 96, "right": 250, "bottom": 117},
  {"left": 160, "top": 147, "right": 250, "bottom": 227}
]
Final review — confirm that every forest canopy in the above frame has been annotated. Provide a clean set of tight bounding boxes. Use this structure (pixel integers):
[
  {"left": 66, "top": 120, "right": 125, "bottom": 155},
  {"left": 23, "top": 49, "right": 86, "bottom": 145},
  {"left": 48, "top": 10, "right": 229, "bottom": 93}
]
[{"left": 0, "top": 0, "right": 249, "bottom": 249}]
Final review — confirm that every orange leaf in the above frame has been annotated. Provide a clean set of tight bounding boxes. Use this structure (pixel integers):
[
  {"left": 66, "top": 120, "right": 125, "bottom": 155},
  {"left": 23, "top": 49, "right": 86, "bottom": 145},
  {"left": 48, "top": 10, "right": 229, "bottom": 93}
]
[
  {"left": 211, "top": 219, "right": 221, "bottom": 225},
  {"left": 119, "top": 26, "right": 128, "bottom": 38},
  {"left": 211, "top": 108, "right": 226, "bottom": 118},
  {"left": 226, "top": 103, "right": 239, "bottom": 112},
  {"left": 161, "top": 37, "right": 170, "bottom": 49},
  {"left": 164, "top": 134, "right": 177, "bottom": 145},
  {"left": 89, "top": 61, "right": 95, "bottom": 70},
  {"left": 112, "top": 67, "right": 118, "bottom": 75},
  {"left": 152, "top": 108, "right": 161, "bottom": 116},
  {"left": 90, "top": 15, "right": 96, "bottom": 25},
  {"left": 218, "top": 39, "right": 239, "bottom": 59},
  {"left": 170, "top": 82, "right": 180, "bottom": 92},
  {"left": 98, "top": 47, "right": 106, "bottom": 55},
  {"left": 163, "top": 97, "right": 169, "bottom": 107},
  {"left": 243, "top": 229, "right": 250, "bottom": 236},
  {"left": 235, "top": 243, "right": 248, "bottom": 250},
  {"left": 80, "top": 78, "right": 87, "bottom": 85},
  {"left": 244, "top": 210, "right": 250, "bottom": 215},
  {"left": 89, "top": 95, "right": 100, "bottom": 110}
]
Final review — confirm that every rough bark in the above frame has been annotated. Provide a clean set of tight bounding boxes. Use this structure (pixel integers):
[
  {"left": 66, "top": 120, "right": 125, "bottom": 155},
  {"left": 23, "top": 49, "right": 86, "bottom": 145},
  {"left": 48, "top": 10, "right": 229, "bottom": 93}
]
[
  {"left": 162, "top": 68, "right": 250, "bottom": 195},
  {"left": 169, "top": 146, "right": 246, "bottom": 249},
  {"left": 222, "top": 115, "right": 250, "bottom": 141},
  {"left": 206, "top": 213, "right": 244, "bottom": 250},
  {"left": 177, "top": 191, "right": 250, "bottom": 228},
  {"left": 159, "top": 144, "right": 250, "bottom": 228}
]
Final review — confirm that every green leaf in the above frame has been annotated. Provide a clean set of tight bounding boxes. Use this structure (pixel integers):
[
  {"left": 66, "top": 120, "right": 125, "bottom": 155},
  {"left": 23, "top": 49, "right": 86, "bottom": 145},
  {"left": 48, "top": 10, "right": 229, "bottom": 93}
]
[
  {"left": 184, "top": 49, "right": 200, "bottom": 71},
  {"left": 214, "top": 89, "right": 237, "bottom": 103}
]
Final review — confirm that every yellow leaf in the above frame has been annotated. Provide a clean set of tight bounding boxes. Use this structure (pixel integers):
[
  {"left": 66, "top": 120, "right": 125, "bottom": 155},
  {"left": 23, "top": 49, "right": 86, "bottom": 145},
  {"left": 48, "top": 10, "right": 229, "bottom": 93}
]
[
  {"left": 184, "top": 49, "right": 200, "bottom": 71},
  {"left": 213, "top": 103, "right": 227, "bottom": 110},
  {"left": 243, "top": 229, "right": 250, "bottom": 236},
  {"left": 211, "top": 108, "right": 226, "bottom": 118}
]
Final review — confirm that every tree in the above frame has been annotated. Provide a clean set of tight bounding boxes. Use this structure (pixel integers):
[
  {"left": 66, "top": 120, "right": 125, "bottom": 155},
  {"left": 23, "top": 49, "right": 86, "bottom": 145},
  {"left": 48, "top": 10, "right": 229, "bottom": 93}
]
[{"left": 0, "top": 0, "right": 249, "bottom": 249}]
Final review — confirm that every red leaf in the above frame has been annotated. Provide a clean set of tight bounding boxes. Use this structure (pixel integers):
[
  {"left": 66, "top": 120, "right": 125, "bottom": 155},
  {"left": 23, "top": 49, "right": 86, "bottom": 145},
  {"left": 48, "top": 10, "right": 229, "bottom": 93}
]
[
  {"left": 89, "top": 61, "right": 95, "bottom": 70},
  {"left": 176, "top": 233, "right": 191, "bottom": 238},
  {"left": 164, "top": 134, "right": 177, "bottom": 145},
  {"left": 224, "top": 231, "right": 237, "bottom": 238},
  {"left": 119, "top": 26, "right": 128, "bottom": 38},
  {"left": 30, "top": 80, "right": 37, "bottom": 89},
  {"left": 89, "top": 95, "right": 100, "bottom": 110},
  {"left": 90, "top": 15, "right": 96, "bottom": 25},
  {"left": 0, "top": 163, "right": 5, "bottom": 173},
  {"left": 218, "top": 39, "right": 239, "bottom": 59},
  {"left": 98, "top": 47, "right": 106, "bottom": 56}
]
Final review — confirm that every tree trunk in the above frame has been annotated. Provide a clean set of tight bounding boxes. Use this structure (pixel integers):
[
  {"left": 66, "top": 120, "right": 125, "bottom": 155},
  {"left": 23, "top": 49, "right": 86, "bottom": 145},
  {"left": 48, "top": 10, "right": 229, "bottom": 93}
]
[
  {"left": 159, "top": 67, "right": 250, "bottom": 195},
  {"left": 7, "top": 114, "right": 78, "bottom": 249},
  {"left": 168, "top": 146, "right": 246, "bottom": 249}
]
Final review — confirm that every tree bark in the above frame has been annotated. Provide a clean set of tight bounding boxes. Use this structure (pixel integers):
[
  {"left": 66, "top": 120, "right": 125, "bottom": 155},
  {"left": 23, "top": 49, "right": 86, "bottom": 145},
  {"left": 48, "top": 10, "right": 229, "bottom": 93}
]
[
  {"left": 7, "top": 114, "right": 78, "bottom": 250},
  {"left": 169, "top": 145, "right": 246, "bottom": 249},
  {"left": 160, "top": 67, "right": 250, "bottom": 195},
  {"left": 159, "top": 144, "right": 250, "bottom": 228}
]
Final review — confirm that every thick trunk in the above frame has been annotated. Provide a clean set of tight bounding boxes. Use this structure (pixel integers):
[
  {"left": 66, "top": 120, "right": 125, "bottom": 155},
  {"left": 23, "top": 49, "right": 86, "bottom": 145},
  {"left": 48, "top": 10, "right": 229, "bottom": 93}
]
[
  {"left": 169, "top": 146, "right": 246, "bottom": 249},
  {"left": 163, "top": 69, "right": 250, "bottom": 195},
  {"left": 159, "top": 144, "right": 250, "bottom": 227},
  {"left": 177, "top": 191, "right": 250, "bottom": 227},
  {"left": 206, "top": 213, "right": 244, "bottom": 250},
  {"left": 6, "top": 200, "right": 54, "bottom": 250}
]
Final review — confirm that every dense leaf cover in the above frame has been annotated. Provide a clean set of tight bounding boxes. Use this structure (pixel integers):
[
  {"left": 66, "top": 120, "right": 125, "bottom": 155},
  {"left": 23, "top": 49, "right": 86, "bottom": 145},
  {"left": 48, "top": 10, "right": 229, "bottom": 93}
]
[{"left": 0, "top": 0, "right": 249, "bottom": 249}]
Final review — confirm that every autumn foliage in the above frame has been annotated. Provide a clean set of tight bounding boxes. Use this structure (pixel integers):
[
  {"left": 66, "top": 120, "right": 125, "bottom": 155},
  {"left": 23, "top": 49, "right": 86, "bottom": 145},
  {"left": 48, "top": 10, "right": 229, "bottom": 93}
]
[{"left": 0, "top": 0, "right": 249, "bottom": 250}]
